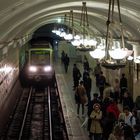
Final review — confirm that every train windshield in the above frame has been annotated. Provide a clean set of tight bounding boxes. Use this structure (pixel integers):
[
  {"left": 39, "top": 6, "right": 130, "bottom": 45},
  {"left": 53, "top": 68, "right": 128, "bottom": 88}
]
[{"left": 30, "top": 50, "right": 50, "bottom": 65}]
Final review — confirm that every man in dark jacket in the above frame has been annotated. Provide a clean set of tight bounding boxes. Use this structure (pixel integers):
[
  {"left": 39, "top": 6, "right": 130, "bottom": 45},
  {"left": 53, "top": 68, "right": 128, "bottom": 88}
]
[
  {"left": 98, "top": 71, "right": 106, "bottom": 99},
  {"left": 63, "top": 53, "right": 70, "bottom": 73},
  {"left": 120, "top": 73, "right": 128, "bottom": 103},
  {"left": 123, "top": 91, "right": 134, "bottom": 111},
  {"left": 84, "top": 73, "right": 92, "bottom": 102},
  {"left": 73, "top": 64, "right": 81, "bottom": 89}
]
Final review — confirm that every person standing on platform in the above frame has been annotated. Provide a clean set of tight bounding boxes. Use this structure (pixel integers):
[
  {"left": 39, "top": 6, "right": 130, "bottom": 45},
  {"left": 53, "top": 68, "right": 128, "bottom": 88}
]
[
  {"left": 113, "top": 78, "right": 120, "bottom": 103},
  {"left": 83, "top": 68, "right": 89, "bottom": 82},
  {"left": 106, "top": 100, "right": 120, "bottom": 120},
  {"left": 83, "top": 55, "right": 90, "bottom": 72},
  {"left": 94, "top": 63, "right": 102, "bottom": 87},
  {"left": 98, "top": 71, "right": 106, "bottom": 99},
  {"left": 123, "top": 106, "right": 136, "bottom": 127},
  {"left": 75, "top": 81, "right": 87, "bottom": 117},
  {"left": 84, "top": 73, "right": 92, "bottom": 102},
  {"left": 87, "top": 93, "right": 102, "bottom": 138},
  {"left": 120, "top": 73, "right": 128, "bottom": 103},
  {"left": 90, "top": 103, "right": 103, "bottom": 140},
  {"left": 83, "top": 68, "right": 89, "bottom": 98},
  {"left": 63, "top": 53, "right": 70, "bottom": 73},
  {"left": 72, "top": 64, "right": 81, "bottom": 89},
  {"left": 61, "top": 50, "right": 65, "bottom": 64},
  {"left": 122, "top": 91, "right": 134, "bottom": 111}
]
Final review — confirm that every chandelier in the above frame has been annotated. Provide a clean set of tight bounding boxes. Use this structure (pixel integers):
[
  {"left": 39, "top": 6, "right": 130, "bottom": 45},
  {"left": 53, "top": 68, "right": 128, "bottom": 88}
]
[
  {"left": 63, "top": 11, "right": 74, "bottom": 40},
  {"left": 90, "top": 0, "right": 132, "bottom": 69},
  {"left": 75, "top": 2, "right": 97, "bottom": 51}
]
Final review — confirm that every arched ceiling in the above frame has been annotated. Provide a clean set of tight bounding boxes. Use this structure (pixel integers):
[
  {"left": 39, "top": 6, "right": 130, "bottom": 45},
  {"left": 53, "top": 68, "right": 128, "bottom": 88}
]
[{"left": 0, "top": 0, "right": 140, "bottom": 43}]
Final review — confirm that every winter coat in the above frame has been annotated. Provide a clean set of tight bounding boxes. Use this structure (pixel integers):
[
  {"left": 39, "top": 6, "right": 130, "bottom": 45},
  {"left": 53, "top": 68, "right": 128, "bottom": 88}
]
[
  {"left": 107, "top": 103, "right": 120, "bottom": 119},
  {"left": 123, "top": 96, "right": 134, "bottom": 111},
  {"left": 75, "top": 85, "right": 87, "bottom": 104},
  {"left": 90, "top": 110, "right": 103, "bottom": 134},
  {"left": 73, "top": 67, "right": 81, "bottom": 81}
]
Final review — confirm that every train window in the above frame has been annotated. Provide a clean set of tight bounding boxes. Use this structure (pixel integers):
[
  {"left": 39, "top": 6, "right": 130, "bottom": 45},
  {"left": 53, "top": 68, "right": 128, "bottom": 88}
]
[{"left": 30, "top": 50, "right": 50, "bottom": 65}]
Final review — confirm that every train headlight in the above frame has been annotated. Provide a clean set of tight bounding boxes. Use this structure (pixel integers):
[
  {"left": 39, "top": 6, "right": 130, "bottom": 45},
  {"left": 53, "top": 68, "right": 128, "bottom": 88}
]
[
  {"left": 29, "top": 66, "right": 37, "bottom": 72},
  {"left": 44, "top": 66, "right": 52, "bottom": 72}
]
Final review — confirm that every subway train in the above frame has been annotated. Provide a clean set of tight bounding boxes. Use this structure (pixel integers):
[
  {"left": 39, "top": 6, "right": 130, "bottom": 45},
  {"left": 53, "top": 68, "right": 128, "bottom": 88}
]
[{"left": 20, "top": 41, "right": 56, "bottom": 86}]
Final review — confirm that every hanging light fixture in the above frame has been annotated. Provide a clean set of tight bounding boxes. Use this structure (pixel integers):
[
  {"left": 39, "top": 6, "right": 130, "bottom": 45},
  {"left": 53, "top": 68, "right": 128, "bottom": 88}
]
[
  {"left": 90, "top": 38, "right": 106, "bottom": 59},
  {"left": 91, "top": 0, "right": 129, "bottom": 69},
  {"left": 63, "top": 10, "right": 74, "bottom": 41},
  {"left": 52, "top": 22, "right": 58, "bottom": 34},
  {"left": 52, "top": 16, "right": 67, "bottom": 38},
  {"left": 58, "top": 14, "right": 67, "bottom": 38},
  {"left": 76, "top": 2, "right": 97, "bottom": 51}
]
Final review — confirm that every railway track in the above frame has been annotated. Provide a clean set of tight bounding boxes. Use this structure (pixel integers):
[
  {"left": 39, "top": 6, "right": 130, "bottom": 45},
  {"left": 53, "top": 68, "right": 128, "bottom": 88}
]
[{"left": 1, "top": 86, "right": 68, "bottom": 140}]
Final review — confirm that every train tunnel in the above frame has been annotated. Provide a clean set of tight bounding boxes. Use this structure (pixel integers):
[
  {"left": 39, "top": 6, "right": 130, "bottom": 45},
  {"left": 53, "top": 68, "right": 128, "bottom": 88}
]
[{"left": 0, "top": 0, "right": 140, "bottom": 139}]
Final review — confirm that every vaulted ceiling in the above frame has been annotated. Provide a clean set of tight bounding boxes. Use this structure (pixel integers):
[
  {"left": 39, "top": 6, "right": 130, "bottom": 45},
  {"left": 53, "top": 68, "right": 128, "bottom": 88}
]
[{"left": 0, "top": 0, "right": 140, "bottom": 44}]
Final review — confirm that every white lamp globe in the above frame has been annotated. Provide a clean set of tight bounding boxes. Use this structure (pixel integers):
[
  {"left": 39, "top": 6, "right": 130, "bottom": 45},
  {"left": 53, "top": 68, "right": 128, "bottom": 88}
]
[
  {"left": 88, "top": 39, "right": 97, "bottom": 46},
  {"left": 109, "top": 48, "right": 127, "bottom": 59},
  {"left": 52, "top": 29, "right": 57, "bottom": 33},
  {"left": 74, "top": 35, "right": 81, "bottom": 40},
  {"left": 59, "top": 32, "right": 66, "bottom": 37},
  {"left": 89, "top": 49, "right": 105, "bottom": 59},
  {"left": 64, "top": 33, "right": 73, "bottom": 40},
  {"left": 134, "top": 58, "right": 140, "bottom": 64},
  {"left": 71, "top": 40, "right": 81, "bottom": 46},
  {"left": 55, "top": 30, "right": 61, "bottom": 36},
  {"left": 127, "top": 56, "right": 133, "bottom": 61},
  {"left": 80, "top": 39, "right": 88, "bottom": 46},
  {"left": 123, "top": 48, "right": 133, "bottom": 57}
]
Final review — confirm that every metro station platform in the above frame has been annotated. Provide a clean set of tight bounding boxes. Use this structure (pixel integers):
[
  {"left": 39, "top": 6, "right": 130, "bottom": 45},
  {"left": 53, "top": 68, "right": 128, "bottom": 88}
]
[
  {"left": 54, "top": 57, "right": 140, "bottom": 140},
  {"left": 55, "top": 59, "right": 91, "bottom": 140}
]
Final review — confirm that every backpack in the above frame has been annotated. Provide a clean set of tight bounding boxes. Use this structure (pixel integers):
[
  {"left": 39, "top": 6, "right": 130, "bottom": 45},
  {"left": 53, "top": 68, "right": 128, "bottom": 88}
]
[
  {"left": 130, "top": 110, "right": 140, "bottom": 125},
  {"left": 130, "top": 115, "right": 134, "bottom": 126}
]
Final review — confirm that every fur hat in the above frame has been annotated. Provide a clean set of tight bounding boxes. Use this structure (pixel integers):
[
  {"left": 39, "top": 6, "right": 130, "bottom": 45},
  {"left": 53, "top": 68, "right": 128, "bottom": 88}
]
[{"left": 93, "top": 103, "right": 100, "bottom": 109}]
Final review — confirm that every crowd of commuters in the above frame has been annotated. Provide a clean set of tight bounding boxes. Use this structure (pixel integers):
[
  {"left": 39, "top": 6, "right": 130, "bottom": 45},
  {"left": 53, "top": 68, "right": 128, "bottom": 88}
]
[
  {"left": 71, "top": 58, "right": 140, "bottom": 140},
  {"left": 60, "top": 52, "right": 140, "bottom": 140}
]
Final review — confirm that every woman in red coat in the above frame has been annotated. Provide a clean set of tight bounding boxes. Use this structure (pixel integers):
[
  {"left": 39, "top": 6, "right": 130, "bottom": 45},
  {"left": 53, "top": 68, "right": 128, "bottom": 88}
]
[{"left": 107, "top": 100, "right": 120, "bottom": 120}]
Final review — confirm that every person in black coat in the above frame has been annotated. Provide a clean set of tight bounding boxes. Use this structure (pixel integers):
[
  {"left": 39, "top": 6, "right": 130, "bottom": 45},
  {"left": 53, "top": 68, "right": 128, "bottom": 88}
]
[
  {"left": 122, "top": 90, "right": 134, "bottom": 111},
  {"left": 61, "top": 50, "right": 65, "bottom": 64},
  {"left": 83, "top": 73, "right": 92, "bottom": 102},
  {"left": 102, "top": 112, "right": 116, "bottom": 140},
  {"left": 98, "top": 71, "right": 106, "bottom": 99},
  {"left": 63, "top": 53, "right": 70, "bottom": 73},
  {"left": 72, "top": 64, "right": 81, "bottom": 89},
  {"left": 83, "top": 69, "right": 89, "bottom": 83},
  {"left": 83, "top": 59, "right": 90, "bottom": 72},
  {"left": 120, "top": 73, "right": 128, "bottom": 103}
]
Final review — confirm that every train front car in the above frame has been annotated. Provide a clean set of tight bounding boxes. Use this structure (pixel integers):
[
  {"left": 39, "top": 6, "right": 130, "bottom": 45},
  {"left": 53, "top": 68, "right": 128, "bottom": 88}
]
[{"left": 27, "top": 48, "right": 55, "bottom": 86}]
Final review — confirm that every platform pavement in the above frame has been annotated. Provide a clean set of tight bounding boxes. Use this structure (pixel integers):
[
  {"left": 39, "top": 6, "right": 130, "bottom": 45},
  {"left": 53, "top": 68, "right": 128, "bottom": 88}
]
[
  {"left": 55, "top": 59, "right": 90, "bottom": 140},
  {"left": 54, "top": 58, "right": 125, "bottom": 140},
  {"left": 56, "top": 75, "right": 90, "bottom": 140}
]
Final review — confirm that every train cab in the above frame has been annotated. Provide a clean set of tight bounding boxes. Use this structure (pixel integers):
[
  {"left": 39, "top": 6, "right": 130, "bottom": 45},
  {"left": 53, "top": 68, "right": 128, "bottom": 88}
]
[{"left": 23, "top": 42, "right": 56, "bottom": 86}]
